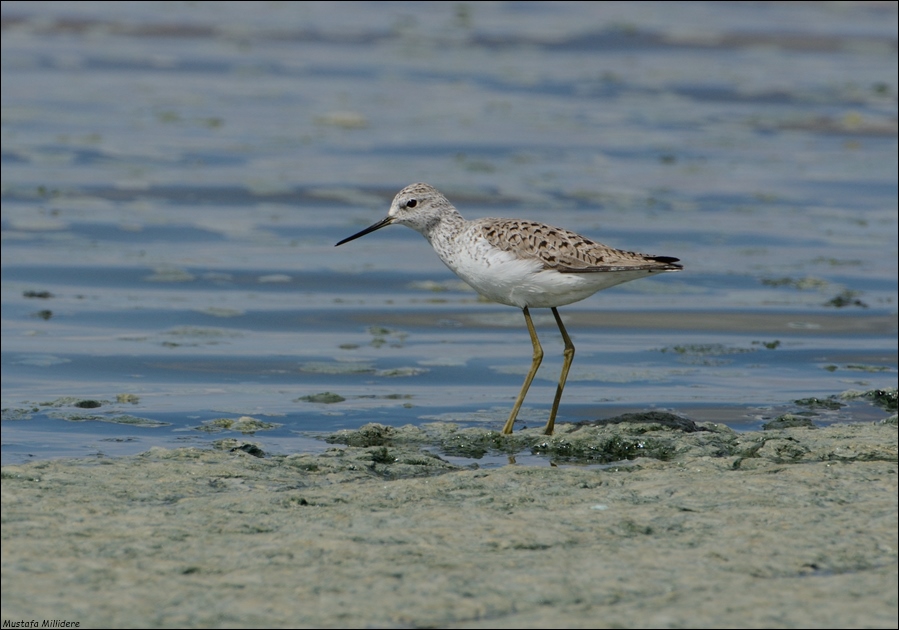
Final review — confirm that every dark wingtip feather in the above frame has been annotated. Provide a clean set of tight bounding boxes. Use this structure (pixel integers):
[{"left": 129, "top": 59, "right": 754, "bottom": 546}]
[{"left": 651, "top": 255, "right": 683, "bottom": 270}]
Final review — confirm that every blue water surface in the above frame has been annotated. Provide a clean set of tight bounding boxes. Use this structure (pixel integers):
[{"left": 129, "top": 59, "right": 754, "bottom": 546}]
[{"left": 2, "top": 1, "right": 897, "bottom": 465}]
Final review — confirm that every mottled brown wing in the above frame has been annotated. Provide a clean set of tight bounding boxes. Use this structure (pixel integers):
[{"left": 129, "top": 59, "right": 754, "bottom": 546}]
[{"left": 477, "top": 219, "right": 682, "bottom": 273}]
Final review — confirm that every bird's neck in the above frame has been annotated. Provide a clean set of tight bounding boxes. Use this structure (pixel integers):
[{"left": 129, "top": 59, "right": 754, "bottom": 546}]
[{"left": 422, "top": 208, "right": 467, "bottom": 264}]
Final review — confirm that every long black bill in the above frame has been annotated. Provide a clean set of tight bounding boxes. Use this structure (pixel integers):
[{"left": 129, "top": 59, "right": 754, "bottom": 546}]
[{"left": 335, "top": 216, "right": 394, "bottom": 246}]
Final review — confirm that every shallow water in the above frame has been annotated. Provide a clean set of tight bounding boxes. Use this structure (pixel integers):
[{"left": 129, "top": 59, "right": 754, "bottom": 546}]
[{"left": 2, "top": 1, "right": 897, "bottom": 465}]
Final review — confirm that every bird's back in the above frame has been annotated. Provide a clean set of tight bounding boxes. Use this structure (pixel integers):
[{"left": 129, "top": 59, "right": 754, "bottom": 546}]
[{"left": 475, "top": 218, "right": 682, "bottom": 274}]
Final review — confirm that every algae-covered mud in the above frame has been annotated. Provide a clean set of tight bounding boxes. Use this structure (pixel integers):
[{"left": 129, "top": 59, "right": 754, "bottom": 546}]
[{"left": 2, "top": 416, "right": 896, "bottom": 628}]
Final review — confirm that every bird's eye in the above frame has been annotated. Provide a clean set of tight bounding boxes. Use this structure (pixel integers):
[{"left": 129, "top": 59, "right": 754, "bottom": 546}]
[{"left": 405, "top": 199, "right": 417, "bottom": 208}]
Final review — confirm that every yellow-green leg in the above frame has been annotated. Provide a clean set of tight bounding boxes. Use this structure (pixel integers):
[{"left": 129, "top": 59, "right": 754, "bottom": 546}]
[
  {"left": 501, "top": 306, "right": 543, "bottom": 435},
  {"left": 544, "top": 307, "right": 575, "bottom": 435}
]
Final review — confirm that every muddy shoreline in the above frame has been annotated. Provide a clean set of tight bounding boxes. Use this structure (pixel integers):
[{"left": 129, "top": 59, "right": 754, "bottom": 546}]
[{"left": 2, "top": 415, "right": 897, "bottom": 628}]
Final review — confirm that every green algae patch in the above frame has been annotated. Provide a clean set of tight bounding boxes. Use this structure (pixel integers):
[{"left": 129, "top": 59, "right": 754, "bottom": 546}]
[
  {"left": 530, "top": 432, "right": 678, "bottom": 463},
  {"left": 196, "top": 416, "right": 280, "bottom": 434},
  {"left": 763, "top": 414, "right": 817, "bottom": 430},
  {"left": 297, "top": 392, "right": 346, "bottom": 403},
  {"left": 45, "top": 412, "right": 171, "bottom": 427},
  {"left": 38, "top": 396, "right": 111, "bottom": 408},
  {"left": 324, "top": 413, "right": 729, "bottom": 464},
  {"left": 283, "top": 445, "right": 460, "bottom": 481},
  {"left": 841, "top": 387, "right": 898, "bottom": 413},
  {"left": 794, "top": 396, "right": 844, "bottom": 410},
  {"left": 321, "top": 404, "right": 896, "bottom": 467}
]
